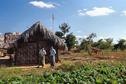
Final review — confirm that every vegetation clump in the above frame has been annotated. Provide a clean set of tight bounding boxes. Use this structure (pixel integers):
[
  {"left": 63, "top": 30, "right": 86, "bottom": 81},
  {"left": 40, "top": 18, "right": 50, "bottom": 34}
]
[{"left": 0, "top": 63, "right": 126, "bottom": 84}]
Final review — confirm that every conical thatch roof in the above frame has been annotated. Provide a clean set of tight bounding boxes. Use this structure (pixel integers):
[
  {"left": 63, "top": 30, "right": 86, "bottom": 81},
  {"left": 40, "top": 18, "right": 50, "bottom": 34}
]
[{"left": 14, "top": 21, "right": 65, "bottom": 48}]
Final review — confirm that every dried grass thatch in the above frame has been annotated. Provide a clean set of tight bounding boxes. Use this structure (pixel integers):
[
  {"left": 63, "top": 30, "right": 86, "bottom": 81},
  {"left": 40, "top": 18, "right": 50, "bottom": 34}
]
[{"left": 14, "top": 21, "right": 65, "bottom": 49}]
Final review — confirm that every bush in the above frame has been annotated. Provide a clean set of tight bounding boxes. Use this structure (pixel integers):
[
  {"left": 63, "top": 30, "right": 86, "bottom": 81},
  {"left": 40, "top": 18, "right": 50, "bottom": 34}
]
[{"left": 0, "top": 63, "right": 126, "bottom": 83}]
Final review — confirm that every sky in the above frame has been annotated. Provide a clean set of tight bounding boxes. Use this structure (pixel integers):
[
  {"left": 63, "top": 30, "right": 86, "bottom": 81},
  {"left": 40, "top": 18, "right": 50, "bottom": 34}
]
[{"left": 0, "top": 0, "right": 126, "bottom": 43}]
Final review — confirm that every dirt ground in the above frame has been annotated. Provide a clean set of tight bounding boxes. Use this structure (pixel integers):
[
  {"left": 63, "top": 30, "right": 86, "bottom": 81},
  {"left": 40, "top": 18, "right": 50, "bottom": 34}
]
[
  {"left": 0, "top": 51, "right": 126, "bottom": 79},
  {"left": 0, "top": 51, "right": 126, "bottom": 69},
  {"left": 60, "top": 51, "right": 126, "bottom": 63}
]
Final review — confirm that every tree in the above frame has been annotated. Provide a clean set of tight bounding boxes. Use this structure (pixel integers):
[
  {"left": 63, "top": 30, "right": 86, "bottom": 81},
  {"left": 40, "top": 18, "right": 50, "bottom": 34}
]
[
  {"left": 105, "top": 38, "right": 113, "bottom": 49},
  {"left": 80, "top": 33, "right": 97, "bottom": 55},
  {"left": 87, "top": 33, "right": 97, "bottom": 41},
  {"left": 118, "top": 39, "right": 126, "bottom": 51},
  {"left": 80, "top": 39, "right": 88, "bottom": 50},
  {"left": 66, "top": 33, "right": 76, "bottom": 51},
  {"left": 56, "top": 22, "right": 76, "bottom": 51},
  {"left": 92, "top": 38, "right": 113, "bottom": 50},
  {"left": 55, "top": 31, "right": 64, "bottom": 38},
  {"left": 59, "top": 23, "right": 70, "bottom": 36},
  {"left": 93, "top": 39, "right": 103, "bottom": 47},
  {"left": 113, "top": 44, "right": 119, "bottom": 51},
  {"left": 105, "top": 38, "right": 113, "bottom": 44},
  {"left": 97, "top": 39, "right": 108, "bottom": 49},
  {"left": 80, "top": 33, "right": 97, "bottom": 49}
]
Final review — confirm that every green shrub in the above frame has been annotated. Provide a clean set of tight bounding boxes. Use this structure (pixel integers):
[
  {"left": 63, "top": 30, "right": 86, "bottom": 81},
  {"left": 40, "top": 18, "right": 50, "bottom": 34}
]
[{"left": 0, "top": 63, "right": 126, "bottom": 84}]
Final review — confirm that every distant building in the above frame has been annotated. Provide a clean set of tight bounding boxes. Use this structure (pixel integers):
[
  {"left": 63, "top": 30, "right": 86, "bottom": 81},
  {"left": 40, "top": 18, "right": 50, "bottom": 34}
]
[
  {"left": 4, "top": 32, "right": 21, "bottom": 44},
  {"left": 0, "top": 32, "right": 21, "bottom": 57}
]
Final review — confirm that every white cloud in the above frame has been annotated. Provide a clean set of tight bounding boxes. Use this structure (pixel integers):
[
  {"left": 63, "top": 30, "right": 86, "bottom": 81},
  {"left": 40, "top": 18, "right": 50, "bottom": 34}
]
[
  {"left": 29, "top": 1, "right": 55, "bottom": 8},
  {"left": 78, "top": 7, "right": 115, "bottom": 16},
  {"left": 78, "top": 10, "right": 86, "bottom": 16},
  {"left": 122, "top": 10, "right": 126, "bottom": 16}
]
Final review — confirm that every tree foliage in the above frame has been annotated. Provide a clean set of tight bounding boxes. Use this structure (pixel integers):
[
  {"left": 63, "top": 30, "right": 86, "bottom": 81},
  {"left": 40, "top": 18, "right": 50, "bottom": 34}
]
[
  {"left": 118, "top": 39, "right": 126, "bottom": 51},
  {"left": 92, "top": 38, "right": 113, "bottom": 50},
  {"left": 66, "top": 33, "right": 76, "bottom": 51},
  {"left": 80, "top": 34, "right": 126, "bottom": 52},
  {"left": 55, "top": 22, "right": 76, "bottom": 51},
  {"left": 80, "top": 33, "right": 96, "bottom": 50},
  {"left": 55, "top": 31, "right": 64, "bottom": 38},
  {"left": 80, "top": 33, "right": 96, "bottom": 55},
  {"left": 86, "top": 33, "right": 96, "bottom": 41},
  {"left": 59, "top": 23, "right": 70, "bottom": 36}
]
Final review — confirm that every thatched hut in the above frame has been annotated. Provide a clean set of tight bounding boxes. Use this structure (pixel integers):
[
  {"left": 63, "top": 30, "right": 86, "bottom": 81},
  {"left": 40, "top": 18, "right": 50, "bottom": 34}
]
[{"left": 14, "top": 21, "right": 65, "bottom": 66}]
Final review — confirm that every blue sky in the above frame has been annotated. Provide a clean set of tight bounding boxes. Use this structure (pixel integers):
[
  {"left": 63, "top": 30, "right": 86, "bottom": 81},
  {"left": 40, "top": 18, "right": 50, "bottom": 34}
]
[{"left": 0, "top": 0, "right": 126, "bottom": 43}]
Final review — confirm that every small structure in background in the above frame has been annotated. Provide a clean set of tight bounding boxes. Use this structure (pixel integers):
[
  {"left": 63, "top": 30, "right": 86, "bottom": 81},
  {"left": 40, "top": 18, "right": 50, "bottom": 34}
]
[
  {"left": 4, "top": 32, "right": 21, "bottom": 43},
  {"left": 13, "top": 21, "right": 65, "bottom": 66},
  {"left": 0, "top": 32, "right": 21, "bottom": 57},
  {"left": 0, "top": 32, "right": 21, "bottom": 66}
]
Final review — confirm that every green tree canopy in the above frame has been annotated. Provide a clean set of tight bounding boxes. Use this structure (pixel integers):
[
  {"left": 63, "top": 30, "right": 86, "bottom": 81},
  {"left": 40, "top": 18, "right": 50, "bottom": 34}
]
[
  {"left": 118, "top": 39, "right": 126, "bottom": 51},
  {"left": 92, "top": 38, "right": 113, "bottom": 50},
  {"left": 55, "top": 31, "right": 64, "bottom": 38},
  {"left": 86, "top": 33, "right": 97, "bottom": 42},
  {"left": 66, "top": 33, "right": 76, "bottom": 51},
  {"left": 80, "top": 33, "right": 97, "bottom": 55},
  {"left": 59, "top": 23, "right": 70, "bottom": 36}
]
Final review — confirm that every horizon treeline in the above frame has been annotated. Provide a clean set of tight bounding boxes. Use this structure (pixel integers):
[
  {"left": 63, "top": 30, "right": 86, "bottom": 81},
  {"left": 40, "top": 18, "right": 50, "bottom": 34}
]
[{"left": 55, "top": 22, "right": 126, "bottom": 51}]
